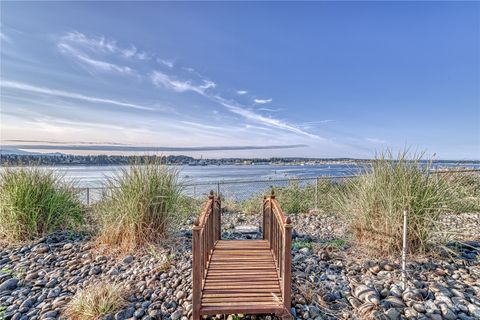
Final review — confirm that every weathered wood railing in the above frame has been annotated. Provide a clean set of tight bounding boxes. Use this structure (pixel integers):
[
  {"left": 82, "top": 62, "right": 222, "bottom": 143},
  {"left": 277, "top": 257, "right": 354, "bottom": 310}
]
[
  {"left": 192, "top": 191, "right": 221, "bottom": 319},
  {"left": 192, "top": 190, "right": 292, "bottom": 318},
  {"left": 263, "top": 190, "right": 292, "bottom": 314}
]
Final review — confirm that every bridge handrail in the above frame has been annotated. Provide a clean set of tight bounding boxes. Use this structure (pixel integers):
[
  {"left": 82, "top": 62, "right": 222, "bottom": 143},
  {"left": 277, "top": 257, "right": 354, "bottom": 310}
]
[
  {"left": 262, "top": 190, "right": 292, "bottom": 313},
  {"left": 192, "top": 191, "right": 221, "bottom": 318}
]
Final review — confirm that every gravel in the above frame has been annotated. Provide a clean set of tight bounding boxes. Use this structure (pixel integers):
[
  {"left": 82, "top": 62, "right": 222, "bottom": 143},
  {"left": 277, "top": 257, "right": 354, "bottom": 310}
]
[{"left": 0, "top": 211, "right": 478, "bottom": 319}]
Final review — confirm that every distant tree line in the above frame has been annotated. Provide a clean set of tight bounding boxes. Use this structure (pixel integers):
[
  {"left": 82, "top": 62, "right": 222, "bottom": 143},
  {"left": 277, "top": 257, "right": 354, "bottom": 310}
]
[
  {"left": 0, "top": 154, "right": 195, "bottom": 166},
  {"left": 1, "top": 153, "right": 476, "bottom": 167}
]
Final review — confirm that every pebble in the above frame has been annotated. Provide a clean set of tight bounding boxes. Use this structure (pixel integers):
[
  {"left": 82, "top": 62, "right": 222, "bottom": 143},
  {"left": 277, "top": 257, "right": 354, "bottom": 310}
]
[
  {"left": 0, "top": 278, "right": 18, "bottom": 291},
  {"left": 33, "top": 244, "right": 49, "bottom": 254},
  {"left": 468, "top": 304, "right": 480, "bottom": 318},
  {"left": 122, "top": 255, "right": 134, "bottom": 264},
  {"left": 0, "top": 213, "right": 477, "bottom": 320},
  {"left": 385, "top": 308, "right": 400, "bottom": 320}
]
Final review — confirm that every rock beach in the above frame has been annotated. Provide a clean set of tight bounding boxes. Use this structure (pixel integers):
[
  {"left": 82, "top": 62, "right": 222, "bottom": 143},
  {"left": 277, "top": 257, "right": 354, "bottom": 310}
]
[{"left": 0, "top": 212, "right": 478, "bottom": 319}]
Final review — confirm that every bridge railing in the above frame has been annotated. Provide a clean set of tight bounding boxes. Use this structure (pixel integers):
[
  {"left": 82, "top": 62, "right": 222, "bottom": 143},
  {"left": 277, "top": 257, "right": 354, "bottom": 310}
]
[
  {"left": 192, "top": 191, "right": 221, "bottom": 318},
  {"left": 263, "top": 191, "right": 292, "bottom": 312}
]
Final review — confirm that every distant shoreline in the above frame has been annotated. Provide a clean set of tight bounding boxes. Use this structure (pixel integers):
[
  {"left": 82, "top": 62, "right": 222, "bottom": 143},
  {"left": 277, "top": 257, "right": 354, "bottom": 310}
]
[{"left": 1, "top": 153, "right": 479, "bottom": 167}]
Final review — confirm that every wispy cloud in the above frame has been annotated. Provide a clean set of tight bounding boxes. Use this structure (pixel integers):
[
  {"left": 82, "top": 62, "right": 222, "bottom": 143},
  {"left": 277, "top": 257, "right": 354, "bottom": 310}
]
[
  {"left": 254, "top": 98, "right": 272, "bottom": 104},
  {"left": 181, "top": 121, "right": 222, "bottom": 130},
  {"left": 2, "top": 80, "right": 154, "bottom": 111},
  {"left": 213, "top": 96, "right": 319, "bottom": 139},
  {"left": 58, "top": 43, "right": 136, "bottom": 76},
  {"left": 121, "top": 45, "right": 148, "bottom": 60},
  {"left": 57, "top": 30, "right": 318, "bottom": 140},
  {"left": 151, "top": 71, "right": 216, "bottom": 95},
  {"left": 3, "top": 139, "right": 129, "bottom": 146},
  {"left": 157, "top": 58, "right": 174, "bottom": 68},
  {"left": 258, "top": 107, "right": 281, "bottom": 112},
  {"left": 0, "top": 32, "right": 11, "bottom": 43},
  {"left": 60, "top": 31, "right": 149, "bottom": 60},
  {"left": 6, "top": 144, "right": 307, "bottom": 152},
  {"left": 149, "top": 69, "right": 317, "bottom": 138},
  {"left": 300, "top": 120, "right": 334, "bottom": 129}
]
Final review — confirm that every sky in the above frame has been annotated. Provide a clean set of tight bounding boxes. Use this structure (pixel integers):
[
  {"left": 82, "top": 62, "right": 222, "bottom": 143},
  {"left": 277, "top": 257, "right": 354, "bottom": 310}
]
[{"left": 1, "top": 2, "right": 479, "bottom": 159}]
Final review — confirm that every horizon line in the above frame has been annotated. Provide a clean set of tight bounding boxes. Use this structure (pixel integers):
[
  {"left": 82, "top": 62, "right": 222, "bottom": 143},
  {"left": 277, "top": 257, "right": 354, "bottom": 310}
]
[{"left": 1, "top": 144, "right": 308, "bottom": 152}]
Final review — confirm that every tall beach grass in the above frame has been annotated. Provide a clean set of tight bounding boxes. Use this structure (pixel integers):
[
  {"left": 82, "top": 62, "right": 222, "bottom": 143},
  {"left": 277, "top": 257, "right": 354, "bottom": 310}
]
[
  {"left": 96, "top": 161, "right": 183, "bottom": 251},
  {"left": 0, "top": 167, "right": 83, "bottom": 242},
  {"left": 335, "top": 151, "right": 464, "bottom": 256}
]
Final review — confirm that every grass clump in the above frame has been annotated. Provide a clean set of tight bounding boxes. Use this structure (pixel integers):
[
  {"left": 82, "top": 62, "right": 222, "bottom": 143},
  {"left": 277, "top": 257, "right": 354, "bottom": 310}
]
[
  {"left": 64, "top": 282, "right": 126, "bottom": 320},
  {"left": 0, "top": 167, "right": 83, "bottom": 242},
  {"left": 275, "top": 179, "right": 344, "bottom": 214},
  {"left": 275, "top": 180, "right": 313, "bottom": 214},
  {"left": 320, "top": 238, "right": 348, "bottom": 250},
  {"left": 337, "top": 150, "right": 457, "bottom": 256},
  {"left": 292, "top": 240, "right": 312, "bottom": 250},
  {"left": 223, "top": 179, "right": 344, "bottom": 215},
  {"left": 96, "top": 161, "right": 182, "bottom": 251}
]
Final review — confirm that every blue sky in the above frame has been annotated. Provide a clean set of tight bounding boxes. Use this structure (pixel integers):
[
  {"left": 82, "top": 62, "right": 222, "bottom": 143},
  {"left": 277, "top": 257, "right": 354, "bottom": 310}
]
[{"left": 1, "top": 2, "right": 479, "bottom": 159}]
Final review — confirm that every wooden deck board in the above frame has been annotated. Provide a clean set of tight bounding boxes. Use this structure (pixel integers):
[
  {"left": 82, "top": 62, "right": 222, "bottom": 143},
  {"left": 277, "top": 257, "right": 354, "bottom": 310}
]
[
  {"left": 192, "top": 194, "right": 292, "bottom": 319},
  {"left": 200, "top": 240, "right": 284, "bottom": 315}
]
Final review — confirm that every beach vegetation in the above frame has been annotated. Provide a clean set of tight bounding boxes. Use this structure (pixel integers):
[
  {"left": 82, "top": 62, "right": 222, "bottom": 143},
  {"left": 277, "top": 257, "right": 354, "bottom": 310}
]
[
  {"left": 335, "top": 150, "right": 463, "bottom": 256},
  {"left": 95, "top": 160, "right": 183, "bottom": 251},
  {"left": 64, "top": 282, "right": 127, "bottom": 320},
  {"left": 0, "top": 167, "right": 83, "bottom": 242}
]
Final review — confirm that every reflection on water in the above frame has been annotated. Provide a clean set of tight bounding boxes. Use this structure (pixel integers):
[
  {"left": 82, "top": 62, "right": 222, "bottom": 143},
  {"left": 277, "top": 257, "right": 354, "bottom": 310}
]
[{"left": 1, "top": 162, "right": 478, "bottom": 188}]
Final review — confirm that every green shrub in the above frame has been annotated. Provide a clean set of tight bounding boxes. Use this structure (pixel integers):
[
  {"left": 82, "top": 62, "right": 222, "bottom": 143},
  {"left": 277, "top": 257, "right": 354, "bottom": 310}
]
[
  {"left": 0, "top": 167, "right": 83, "bottom": 242},
  {"left": 223, "top": 193, "right": 265, "bottom": 214},
  {"left": 336, "top": 150, "right": 457, "bottom": 256},
  {"left": 275, "top": 180, "right": 314, "bottom": 214},
  {"left": 176, "top": 194, "right": 204, "bottom": 217},
  {"left": 96, "top": 161, "right": 182, "bottom": 251},
  {"left": 274, "top": 179, "right": 343, "bottom": 214},
  {"left": 222, "top": 179, "right": 343, "bottom": 215}
]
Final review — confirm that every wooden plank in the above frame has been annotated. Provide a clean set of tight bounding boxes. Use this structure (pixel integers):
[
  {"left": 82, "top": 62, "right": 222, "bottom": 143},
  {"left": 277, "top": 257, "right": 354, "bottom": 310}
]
[
  {"left": 202, "top": 293, "right": 282, "bottom": 298},
  {"left": 205, "top": 278, "right": 279, "bottom": 282},
  {"left": 200, "top": 305, "right": 283, "bottom": 315},
  {"left": 203, "top": 287, "right": 281, "bottom": 292}
]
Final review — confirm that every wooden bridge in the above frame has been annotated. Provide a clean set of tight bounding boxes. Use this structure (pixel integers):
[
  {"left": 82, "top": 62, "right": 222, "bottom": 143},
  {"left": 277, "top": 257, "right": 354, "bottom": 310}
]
[{"left": 192, "top": 191, "right": 293, "bottom": 319}]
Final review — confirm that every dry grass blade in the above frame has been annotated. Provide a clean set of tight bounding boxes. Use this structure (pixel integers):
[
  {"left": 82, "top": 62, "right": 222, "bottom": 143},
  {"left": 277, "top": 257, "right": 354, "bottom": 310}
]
[
  {"left": 64, "top": 282, "right": 127, "bottom": 320},
  {"left": 95, "top": 159, "right": 183, "bottom": 251},
  {"left": 334, "top": 149, "right": 476, "bottom": 256}
]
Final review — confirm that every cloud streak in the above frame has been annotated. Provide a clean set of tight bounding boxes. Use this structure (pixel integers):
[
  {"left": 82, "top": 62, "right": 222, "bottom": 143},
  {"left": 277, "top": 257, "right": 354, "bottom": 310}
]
[
  {"left": 0, "top": 32, "right": 11, "bottom": 43},
  {"left": 213, "top": 96, "right": 319, "bottom": 139},
  {"left": 2, "top": 80, "right": 154, "bottom": 111},
  {"left": 151, "top": 71, "right": 216, "bottom": 95},
  {"left": 149, "top": 69, "right": 317, "bottom": 138},
  {"left": 60, "top": 31, "right": 149, "bottom": 60},
  {"left": 58, "top": 43, "right": 136, "bottom": 76},
  {"left": 157, "top": 58, "right": 174, "bottom": 68},
  {"left": 6, "top": 144, "right": 308, "bottom": 152},
  {"left": 254, "top": 98, "right": 272, "bottom": 104}
]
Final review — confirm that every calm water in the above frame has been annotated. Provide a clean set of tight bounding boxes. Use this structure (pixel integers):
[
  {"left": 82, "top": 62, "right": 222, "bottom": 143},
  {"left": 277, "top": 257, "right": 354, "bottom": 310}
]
[
  {"left": 2, "top": 162, "right": 478, "bottom": 188},
  {"left": 39, "top": 164, "right": 362, "bottom": 188}
]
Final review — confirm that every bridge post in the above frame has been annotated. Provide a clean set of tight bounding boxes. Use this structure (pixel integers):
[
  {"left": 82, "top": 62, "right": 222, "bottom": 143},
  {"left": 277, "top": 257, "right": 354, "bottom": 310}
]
[
  {"left": 262, "top": 196, "right": 266, "bottom": 240},
  {"left": 192, "top": 220, "right": 202, "bottom": 320},
  {"left": 282, "top": 217, "right": 292, "bottom": 317},
  {"left": 269, "top": 189, "right": 275, "bottom": 249}
]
